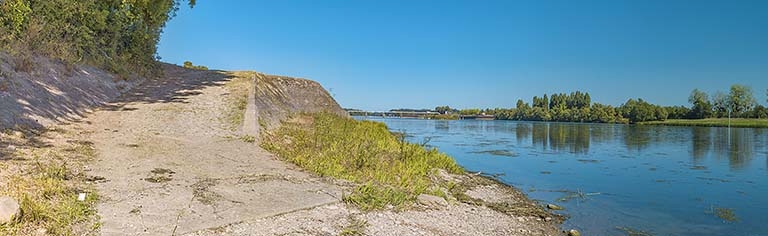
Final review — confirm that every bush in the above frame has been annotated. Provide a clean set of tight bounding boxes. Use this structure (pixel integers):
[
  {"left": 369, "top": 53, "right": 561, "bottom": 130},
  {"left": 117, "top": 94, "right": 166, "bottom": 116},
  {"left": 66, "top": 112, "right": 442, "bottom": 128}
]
[{"left": 0, "top": 0, "right": 195, "bottom": 76}]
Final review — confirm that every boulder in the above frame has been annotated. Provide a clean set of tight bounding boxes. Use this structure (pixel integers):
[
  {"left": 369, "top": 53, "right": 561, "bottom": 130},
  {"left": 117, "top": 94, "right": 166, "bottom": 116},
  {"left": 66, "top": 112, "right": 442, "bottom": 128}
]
[
  {"left": 568, "top": 229, "right": 581, "bottom": 236},
  {"left": 0, "top": 196, "right": 21, "bottom": 224},
  {"left": 417, "top": 194, "right": 448, "bottom": 209},
  {"left": 546, "top": 204, "right": 564, "bottom": 210}
]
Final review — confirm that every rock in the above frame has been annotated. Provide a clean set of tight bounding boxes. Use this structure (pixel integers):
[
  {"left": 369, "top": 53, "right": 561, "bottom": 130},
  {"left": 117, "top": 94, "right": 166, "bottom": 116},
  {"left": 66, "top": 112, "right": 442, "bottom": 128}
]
[
  {"left": 568, "top": 229, "right": 581, "bottom": 236},
  {"left": 546, "top": 204, "right": 564, "bottom": 210},
  {"left": 417, "top": 194, "right": 448, "bottom": 208},
  {"left": 0, "top": 196, "right": 21, "bottom": 224}
]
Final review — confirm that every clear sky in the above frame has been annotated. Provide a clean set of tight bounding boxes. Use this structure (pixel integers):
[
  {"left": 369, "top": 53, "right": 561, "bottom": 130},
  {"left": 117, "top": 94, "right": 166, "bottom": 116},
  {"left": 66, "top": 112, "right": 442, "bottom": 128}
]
[{"left": 158, "top": 0, "right": 768, "bottom": 111}]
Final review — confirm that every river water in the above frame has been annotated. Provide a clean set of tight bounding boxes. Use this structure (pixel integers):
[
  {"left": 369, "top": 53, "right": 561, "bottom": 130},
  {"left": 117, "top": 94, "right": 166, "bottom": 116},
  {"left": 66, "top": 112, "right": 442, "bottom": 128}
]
[{"left": 357, "top": 117, "right": 768, "bottom": 236}]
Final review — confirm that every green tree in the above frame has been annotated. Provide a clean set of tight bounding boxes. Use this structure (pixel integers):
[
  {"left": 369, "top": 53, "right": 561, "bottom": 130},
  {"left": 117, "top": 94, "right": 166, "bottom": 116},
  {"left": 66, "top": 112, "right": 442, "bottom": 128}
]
[
  {"left": 434, "top": 106, "right": 454, "bottom": 114},
  {"left": 0, "top": 0, "right": 196, "bottom": 76},
  {"left": 712, "top": 91, "right": 728, "bottom": 118},
  {"left": 688, "top": 89, "right": 713, "bottom": 119},
  {"left": 728, "top": 84, "right": 756, "bottom": 117},
  {"left": 459, "top": 108, "right": 481, "bottom": 116}
]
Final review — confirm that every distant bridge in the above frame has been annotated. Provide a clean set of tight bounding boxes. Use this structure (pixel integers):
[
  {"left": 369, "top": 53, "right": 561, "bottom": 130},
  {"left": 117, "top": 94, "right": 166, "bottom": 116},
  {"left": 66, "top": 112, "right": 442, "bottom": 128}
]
[
  {"left": 347, "top": 110, "right": 495, "bottom": 120},
  {"left": 347, "top": 110, "right": 437, "bottom": 118}
]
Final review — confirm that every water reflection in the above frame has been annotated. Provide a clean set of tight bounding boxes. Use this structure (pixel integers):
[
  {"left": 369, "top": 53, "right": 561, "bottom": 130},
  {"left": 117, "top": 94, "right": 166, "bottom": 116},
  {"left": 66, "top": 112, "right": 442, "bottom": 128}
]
[
  {"left": 691, "top": 127, "right": 711, "bottom": 161},
  {"left": 622, "top": 125, "right": 652, "bottom": 151},
  {"left": 525, "top": 122, "right": 591, "bottom": 154},
  {"left": 549, "top": 123, "right": 590, "bottom": 154},
  {"left": 513, "top": 121, "right": 763, "bottom": 170},
  {"left": 712, "top": 128, "right": 754, "bottom": 170},
  {"left": 435, "top": 121, "right": 450, "bottom": 131},
  {"left": 515, "top": 123, "right": 531, "bottom": 145},
  {"left": 531, "top": 123, "right": 548, "bottom": 150}
]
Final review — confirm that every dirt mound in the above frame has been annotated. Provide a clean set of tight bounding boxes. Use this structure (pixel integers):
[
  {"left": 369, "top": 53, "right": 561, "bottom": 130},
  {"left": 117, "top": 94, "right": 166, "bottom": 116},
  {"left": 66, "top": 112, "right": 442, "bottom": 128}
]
[
  {"left": 0, "top": 52, "right": 140, "bottom": 130},
  {"left": 252, "top": 73, "right": 346, "bottom": 129},
  {"left": 0, "top": 53, "right": 345, "bottom": 131}
]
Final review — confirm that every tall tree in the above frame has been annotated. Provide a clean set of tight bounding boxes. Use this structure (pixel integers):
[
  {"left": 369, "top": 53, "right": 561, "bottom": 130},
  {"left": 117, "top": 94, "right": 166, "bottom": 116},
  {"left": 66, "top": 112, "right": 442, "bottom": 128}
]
[
  {"left": 728, "top": 84, "right": 756, "bottom": 116},
  {"left": 688, "top": 89, "right": 713, "bottom": 119},
  {"left": 711, "top": 91, "right": 729, "bottom": 118}
]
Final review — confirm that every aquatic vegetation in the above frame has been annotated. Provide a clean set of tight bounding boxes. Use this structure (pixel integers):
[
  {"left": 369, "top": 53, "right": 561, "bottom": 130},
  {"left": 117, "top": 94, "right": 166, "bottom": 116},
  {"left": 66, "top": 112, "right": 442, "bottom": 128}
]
[
  {"left": 556, "top": 189, "right": 601, "bottom": 203},
  {"left": 707, "top": 206, "right": 738, "bottom": 222},
  {"left": 469, "top": 149, "right": 518, "bottom": 157},
  {"left": 689, "top": 165, "right": 707, "bottom": 170},
  {"left": 616, "top": 226, "right": 654, "bottom": 236},
  {"left": 576, "top": 159, "right": 600, "bottom": 163}
]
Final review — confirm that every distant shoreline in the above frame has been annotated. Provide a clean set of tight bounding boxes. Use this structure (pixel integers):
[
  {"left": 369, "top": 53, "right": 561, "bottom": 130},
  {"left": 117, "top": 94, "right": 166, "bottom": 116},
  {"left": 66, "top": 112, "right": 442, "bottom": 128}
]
[
  {"left": 354, "top": 115, "right": 768, "bottom": 128},
  {"left": 639, "top": 118, "right": 768, "bottom": 128}
]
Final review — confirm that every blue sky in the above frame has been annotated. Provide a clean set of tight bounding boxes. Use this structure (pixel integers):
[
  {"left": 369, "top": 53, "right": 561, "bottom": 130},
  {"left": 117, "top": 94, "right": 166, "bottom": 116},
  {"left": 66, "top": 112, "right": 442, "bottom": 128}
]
[{"left": 158, "top": 0, "right": 768, "bottom": 111}]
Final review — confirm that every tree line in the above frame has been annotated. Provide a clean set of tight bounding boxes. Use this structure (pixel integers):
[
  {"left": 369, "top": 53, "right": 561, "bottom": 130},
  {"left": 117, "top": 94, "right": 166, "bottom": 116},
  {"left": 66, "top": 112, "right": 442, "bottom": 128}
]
[
  {"left": 0, "top": 0, "right": 195, "bottom": 76},
  {"left": 438, "top": 84, "right": 767, "bottom": 124}
]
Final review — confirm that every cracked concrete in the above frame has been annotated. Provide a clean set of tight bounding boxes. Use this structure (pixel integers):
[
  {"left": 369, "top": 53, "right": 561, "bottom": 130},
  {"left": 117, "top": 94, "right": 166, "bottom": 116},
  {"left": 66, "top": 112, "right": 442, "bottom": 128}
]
[{"left": 83, "top": 65, "right": 342, "bottom": 235}]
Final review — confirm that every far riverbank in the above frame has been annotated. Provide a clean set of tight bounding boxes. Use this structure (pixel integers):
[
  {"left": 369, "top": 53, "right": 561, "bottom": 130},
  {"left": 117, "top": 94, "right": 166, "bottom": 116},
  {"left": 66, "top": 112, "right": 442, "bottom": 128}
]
[{"left": 640, "top": 118, "right": 768, "bottom": 128}]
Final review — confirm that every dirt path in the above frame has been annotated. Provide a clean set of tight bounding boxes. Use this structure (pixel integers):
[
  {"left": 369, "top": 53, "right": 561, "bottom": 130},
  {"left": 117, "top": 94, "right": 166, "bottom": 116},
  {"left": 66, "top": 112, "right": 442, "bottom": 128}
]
[{"left": 82, "top": 66, "right": 341, "bottom": 235}]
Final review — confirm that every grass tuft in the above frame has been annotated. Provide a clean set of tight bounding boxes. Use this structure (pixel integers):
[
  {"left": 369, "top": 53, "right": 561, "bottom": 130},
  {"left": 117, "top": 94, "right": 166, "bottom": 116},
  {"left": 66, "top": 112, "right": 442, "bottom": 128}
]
[
  {"left": 262, "top": 112, "right": 463, "bottom": 210},
  {"left": 223, "top": 72, "right": 254, "bottom": 130}
]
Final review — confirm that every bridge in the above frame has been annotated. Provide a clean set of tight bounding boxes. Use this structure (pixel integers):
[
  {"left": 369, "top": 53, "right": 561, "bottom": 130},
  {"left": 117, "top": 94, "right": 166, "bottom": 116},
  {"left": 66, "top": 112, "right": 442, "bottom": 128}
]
[{"left": 346, "top": 110, "right": 495, "bottom": 120}]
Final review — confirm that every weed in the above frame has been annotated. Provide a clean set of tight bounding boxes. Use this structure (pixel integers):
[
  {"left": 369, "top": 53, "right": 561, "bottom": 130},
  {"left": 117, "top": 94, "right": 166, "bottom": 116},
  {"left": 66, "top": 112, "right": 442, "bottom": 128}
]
[
  {"left": 263, "top": 113, "right": 463, "bottom": 210},
  {"left": 192, "top": 178, "right": 221, "bottom": 205},
  {"left": 240, "top": 135, "right": 256, "bottom": 143},
  {"left": 150, "top": 168, "right": 175, "bottom": 175},
  {"left": 223, "top": 72, "right": 254, "bottom": 130},
  {"left": 144, "top": 176, "right": 172, "bottom": 183},
  {"left": 12, "top": 54, "right": 35, "bottom": 73},
  {"left": 144, "top": 167, "right": 175, "bottom": 184},
  {"left": 339, "top": 215, "right": 367, "bottom": 236}
]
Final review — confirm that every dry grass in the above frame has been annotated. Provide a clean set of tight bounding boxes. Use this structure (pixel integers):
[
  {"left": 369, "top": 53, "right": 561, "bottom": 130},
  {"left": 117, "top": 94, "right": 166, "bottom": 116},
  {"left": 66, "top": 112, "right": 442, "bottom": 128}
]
[
  {"left": 222, "top": 72, "right": 255, "bottom": 130},
  {"left": 0, "top": 128, "right": 100, "bottom": 235}
]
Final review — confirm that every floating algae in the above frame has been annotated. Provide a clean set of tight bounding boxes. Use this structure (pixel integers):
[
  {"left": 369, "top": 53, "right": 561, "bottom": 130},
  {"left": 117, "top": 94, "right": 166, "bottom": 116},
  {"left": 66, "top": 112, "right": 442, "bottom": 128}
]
[
  {"left": 469, "top": 149, "right": 518, "bottom": 157},
  {"left": 616, "top": 226, "right": 654, "bottom": 236},
  {"left": 707, "top": 206, "right": 738, "bottom": 222}
]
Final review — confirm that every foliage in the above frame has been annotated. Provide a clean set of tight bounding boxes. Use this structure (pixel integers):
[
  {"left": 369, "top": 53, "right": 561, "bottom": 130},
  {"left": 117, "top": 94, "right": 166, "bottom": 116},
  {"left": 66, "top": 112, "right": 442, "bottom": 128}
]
[
  {"left": 478, "top": 84, "right": 767, "bottom": 125},
  {"left": 434, "top": 105, "right": 457, "bottom": 114},
  {"left": 711, "top": 91, "right": 729, "bottom": 118},
  {"left": 640, "top": 118, "right": 768, "bottom": 128},
  {"left": 728, "top": 84, "right": 756, "bottom": 116},
  {"left": 688, "top": 89, "right": 713, "bottom": 119},
  {"left": 183, "top": 61, "right": 208, "bottom": 70},
  {"left": 459, "top": 108, "right": 481, "bottom": 116},
  {"left": 0, "top": 0, "right": 195, "bottom": 76},
  {"left": 262, "top": 112, "right": 463, "bottom": 210},
  {"left": 617, "top": 98, "right": 668, "bottom": 123}
]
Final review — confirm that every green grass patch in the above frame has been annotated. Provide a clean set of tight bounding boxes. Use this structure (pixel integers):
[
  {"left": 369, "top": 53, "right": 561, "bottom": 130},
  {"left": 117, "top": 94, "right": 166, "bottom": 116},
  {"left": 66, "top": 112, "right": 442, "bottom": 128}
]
[
  {"left": 640, "top": 118, "right": 768, "bottom": 128},
  {"left": 262, "top": 112, "right": 463, "bottom": 210},
  {"left": 0, "top": 161, "right": 98, "bottom": 235}
]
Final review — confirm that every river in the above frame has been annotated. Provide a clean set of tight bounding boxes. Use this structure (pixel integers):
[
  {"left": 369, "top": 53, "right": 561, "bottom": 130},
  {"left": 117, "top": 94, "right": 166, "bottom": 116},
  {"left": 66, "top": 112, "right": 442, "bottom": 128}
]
[{"left": 356, "top": 117, "right": 768, "bottom": 236}]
